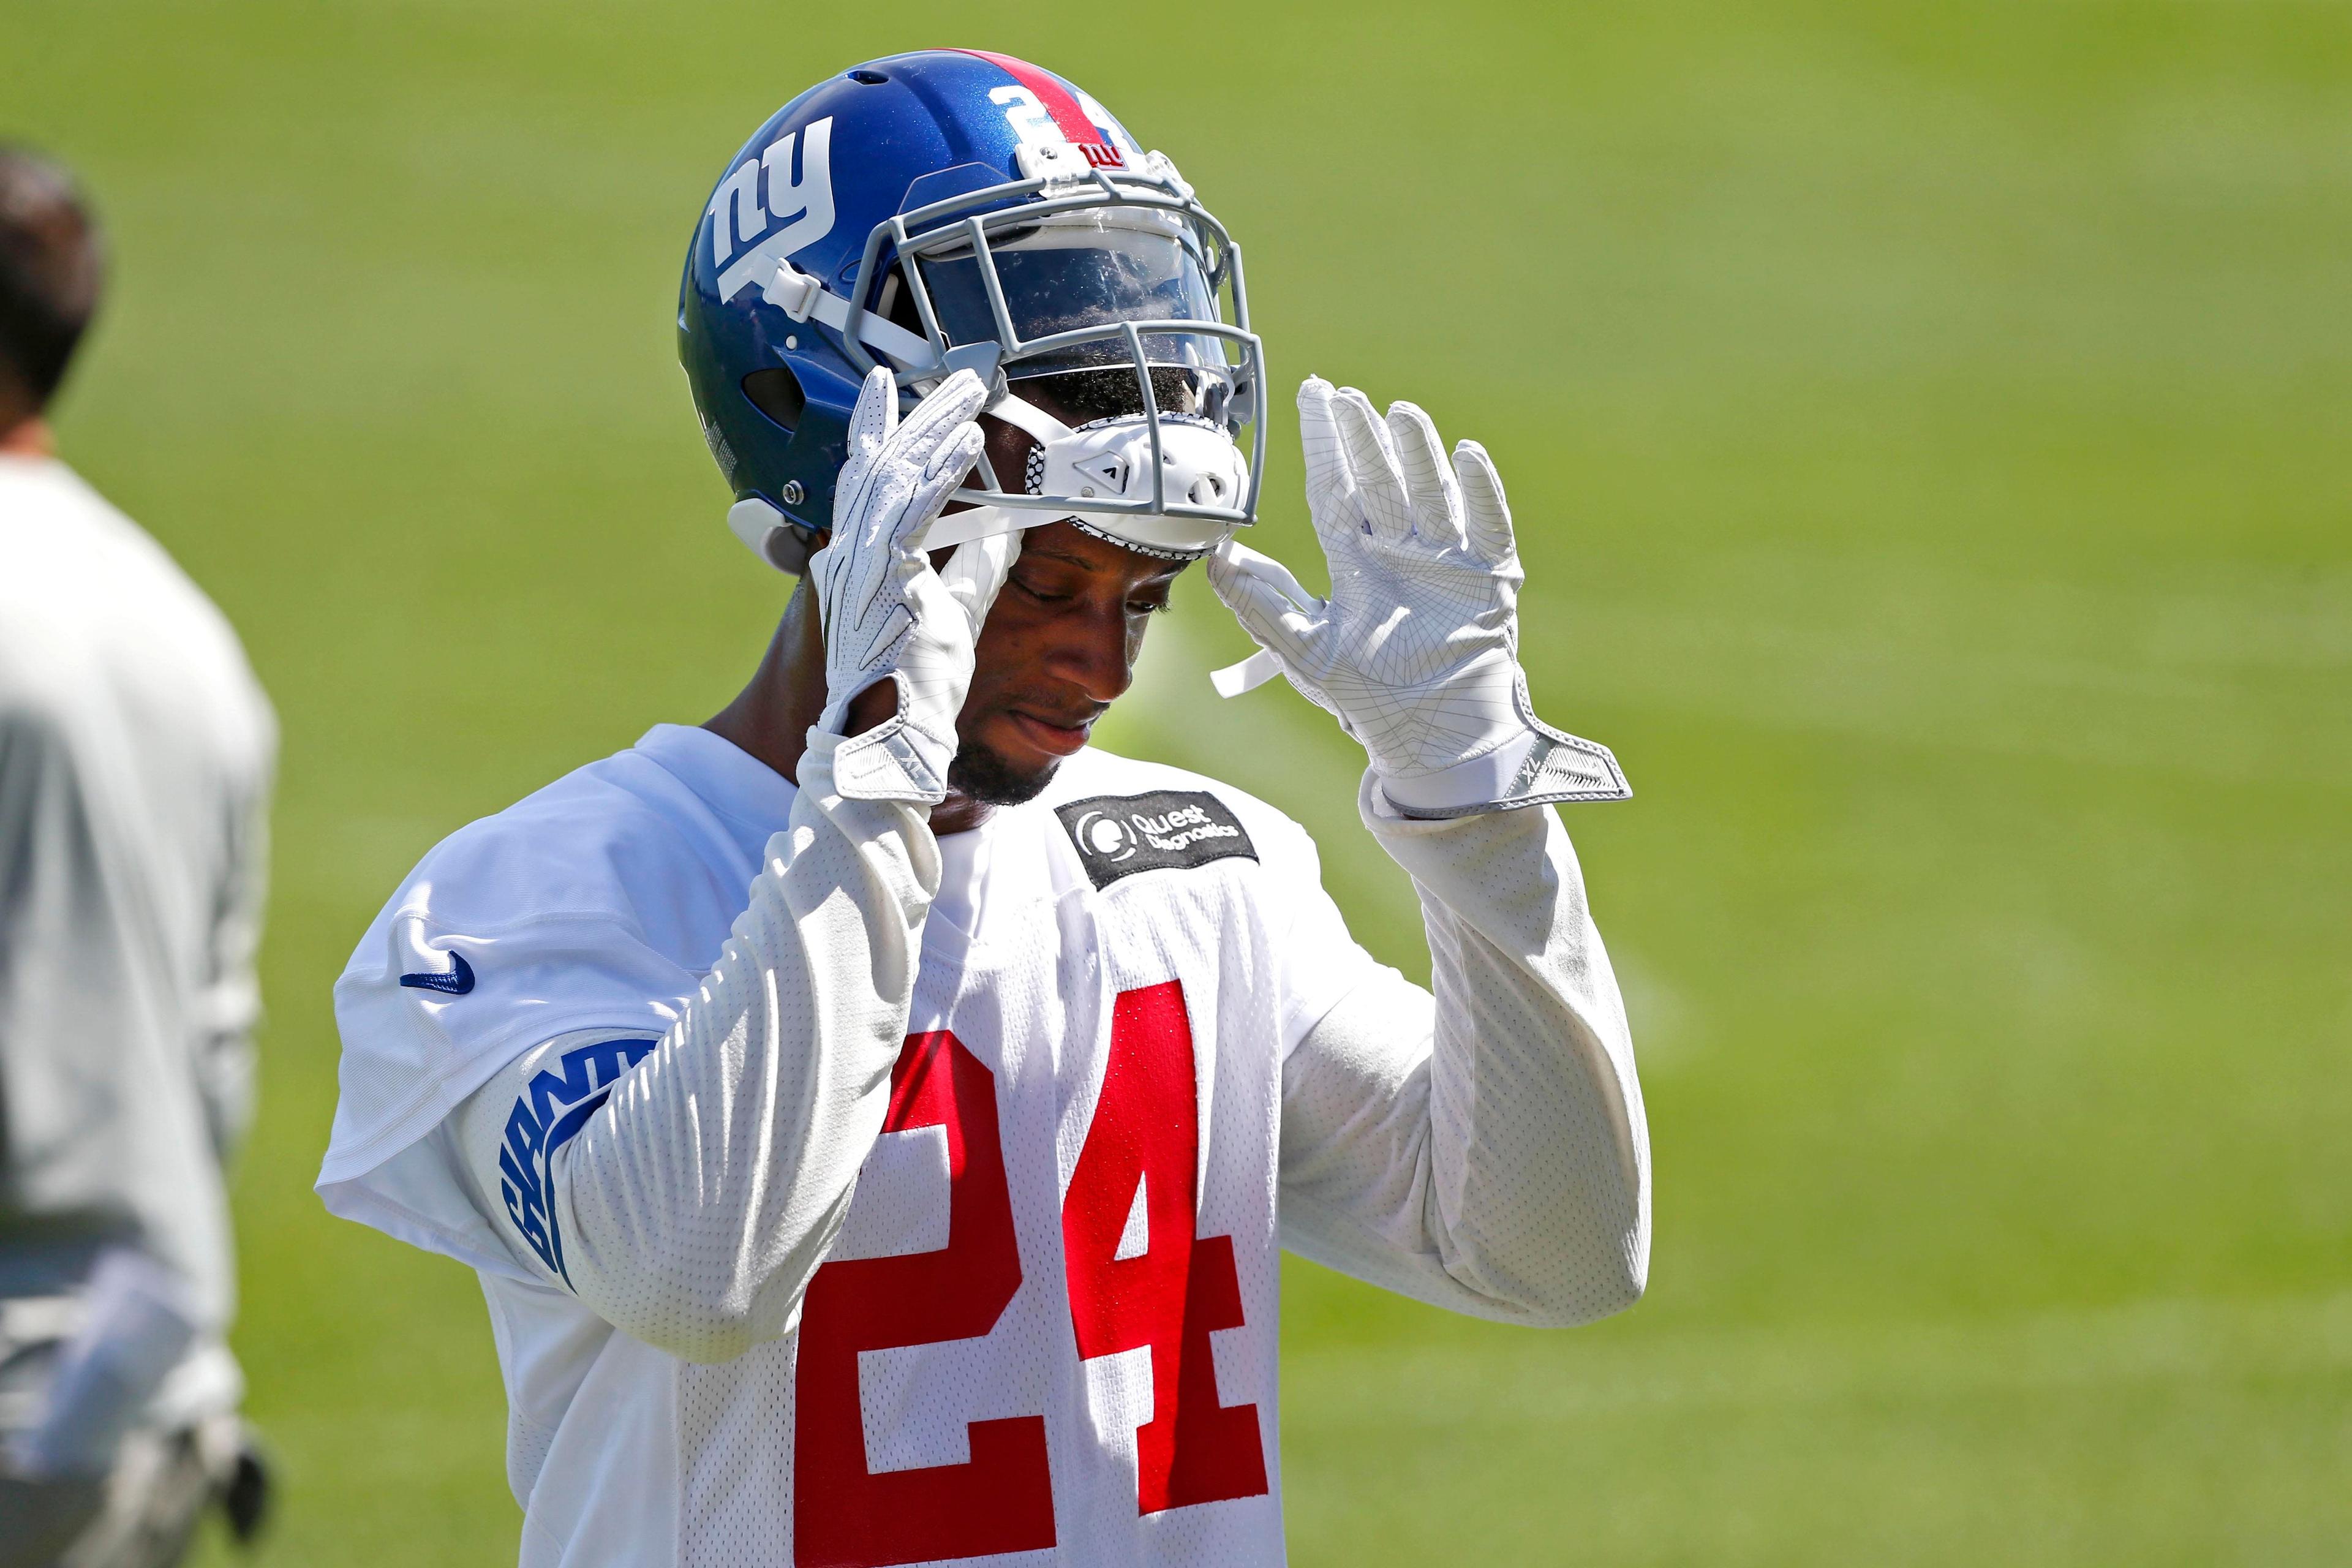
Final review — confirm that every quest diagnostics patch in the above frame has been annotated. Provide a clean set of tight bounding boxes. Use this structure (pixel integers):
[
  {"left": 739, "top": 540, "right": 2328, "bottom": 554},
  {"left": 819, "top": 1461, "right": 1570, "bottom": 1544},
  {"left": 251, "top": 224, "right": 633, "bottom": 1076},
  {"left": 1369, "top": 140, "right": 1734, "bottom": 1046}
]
[{"left": 1056, "top": 790, "right": 1257, "bottom": 891}]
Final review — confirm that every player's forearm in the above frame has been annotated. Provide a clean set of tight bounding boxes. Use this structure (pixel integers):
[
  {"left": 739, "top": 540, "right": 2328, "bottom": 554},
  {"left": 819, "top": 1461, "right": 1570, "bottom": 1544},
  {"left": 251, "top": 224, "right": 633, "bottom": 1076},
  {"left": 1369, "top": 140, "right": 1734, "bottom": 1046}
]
[
  {"left": 197, "top": 783, "right": 270, "bottom": 1166},
  {"left": 1367, "top": 780, "right": 1650, "bottom": 1324},
  {"left": 548, "top": 730, "right": 938, "bottom": 1361},
  {"left": 193, "top": 1030, "right": 258, "bottom": 1167}
]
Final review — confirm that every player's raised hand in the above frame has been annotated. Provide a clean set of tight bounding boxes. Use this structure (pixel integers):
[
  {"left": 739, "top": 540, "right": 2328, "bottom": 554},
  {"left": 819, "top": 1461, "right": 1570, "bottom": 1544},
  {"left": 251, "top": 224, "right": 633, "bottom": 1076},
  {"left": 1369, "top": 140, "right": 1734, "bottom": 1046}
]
[
  {"left": 1208, "top": 376, "right": 1629, "bottom": 816},
  {"left": 812, "top": 365, "right": 1014, "bottom": 804}
]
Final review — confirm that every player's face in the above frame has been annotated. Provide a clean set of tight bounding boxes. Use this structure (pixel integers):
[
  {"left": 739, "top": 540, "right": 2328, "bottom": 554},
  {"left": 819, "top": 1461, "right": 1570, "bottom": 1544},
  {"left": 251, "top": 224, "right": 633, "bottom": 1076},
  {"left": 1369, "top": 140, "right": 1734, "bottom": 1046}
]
[{"left": 947, "top": 520, "right": 1186, "bottom": 805}]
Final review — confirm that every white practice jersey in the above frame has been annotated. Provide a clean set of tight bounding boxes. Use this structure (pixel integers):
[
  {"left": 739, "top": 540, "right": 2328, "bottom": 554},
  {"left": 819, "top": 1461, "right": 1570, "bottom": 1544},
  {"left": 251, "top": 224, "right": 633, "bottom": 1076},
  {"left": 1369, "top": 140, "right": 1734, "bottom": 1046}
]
[
  {"left": 0, "top": 455, "right": 275, "bottom": 1412},
  {"left": 320, "top": 722, "right": 1648, "bottom": 1568}
]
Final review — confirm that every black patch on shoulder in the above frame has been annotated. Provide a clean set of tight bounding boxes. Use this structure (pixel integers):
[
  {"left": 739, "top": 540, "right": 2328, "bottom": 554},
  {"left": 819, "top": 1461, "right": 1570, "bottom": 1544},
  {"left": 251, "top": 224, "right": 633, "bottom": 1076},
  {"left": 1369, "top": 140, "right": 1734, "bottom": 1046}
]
[{"left": 1056, "top": 790, "right": 1257, "bottom": 891}]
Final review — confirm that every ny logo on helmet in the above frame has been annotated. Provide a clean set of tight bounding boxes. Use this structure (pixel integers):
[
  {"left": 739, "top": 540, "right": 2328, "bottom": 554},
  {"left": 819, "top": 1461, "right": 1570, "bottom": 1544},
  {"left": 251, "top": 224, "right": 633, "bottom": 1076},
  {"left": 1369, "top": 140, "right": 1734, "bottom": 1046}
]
[{"left": 707, "top": 116, "right": 836, "bottom": 296}]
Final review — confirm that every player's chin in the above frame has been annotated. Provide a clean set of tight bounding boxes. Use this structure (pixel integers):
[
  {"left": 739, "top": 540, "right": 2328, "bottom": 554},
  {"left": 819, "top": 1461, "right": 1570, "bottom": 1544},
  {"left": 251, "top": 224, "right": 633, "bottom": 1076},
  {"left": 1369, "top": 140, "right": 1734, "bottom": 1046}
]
[{"left": 946, "top": 731, "right": 1063, "bottom": 808}]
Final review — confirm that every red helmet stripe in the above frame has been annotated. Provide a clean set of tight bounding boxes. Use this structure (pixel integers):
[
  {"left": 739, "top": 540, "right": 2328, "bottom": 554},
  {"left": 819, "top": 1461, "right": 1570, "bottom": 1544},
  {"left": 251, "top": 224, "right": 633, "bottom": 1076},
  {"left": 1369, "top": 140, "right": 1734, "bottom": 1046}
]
[{"left": 957, "top": 50, "right": 1107, "bottom": 149}]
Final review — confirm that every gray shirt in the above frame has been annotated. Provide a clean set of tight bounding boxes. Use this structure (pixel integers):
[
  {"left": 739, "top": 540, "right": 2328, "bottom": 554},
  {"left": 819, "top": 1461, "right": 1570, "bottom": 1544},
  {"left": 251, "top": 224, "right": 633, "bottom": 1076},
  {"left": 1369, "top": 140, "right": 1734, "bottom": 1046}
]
[{"left": 0, "top": 454, "right": 274, "bottom": 1346}]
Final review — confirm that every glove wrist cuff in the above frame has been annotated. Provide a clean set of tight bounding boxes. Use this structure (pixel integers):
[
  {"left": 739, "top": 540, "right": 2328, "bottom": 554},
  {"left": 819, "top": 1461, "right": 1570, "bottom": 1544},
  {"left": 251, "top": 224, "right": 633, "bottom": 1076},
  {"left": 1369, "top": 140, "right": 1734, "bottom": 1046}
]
[
  {"left": 1373, "top": 724, "right": 1632, "bottom": 819},
  {"left": 826, "top": 707, "right": 954, "bottom": 804}
]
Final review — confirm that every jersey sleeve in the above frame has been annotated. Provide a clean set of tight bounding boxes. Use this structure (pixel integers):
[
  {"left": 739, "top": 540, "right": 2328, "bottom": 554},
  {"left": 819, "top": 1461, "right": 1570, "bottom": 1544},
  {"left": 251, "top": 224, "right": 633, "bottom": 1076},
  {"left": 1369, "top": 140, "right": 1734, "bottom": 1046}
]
[
  {"left": 1243, "top": 805, "right": 1389, "bottom": 1060},
  {"left": 1276, "top": 778, "right": 1651, "bottom": 1327},
  {"left": 442, "top": 1028, "right": 665, "bottom": 1289},
  {"left": 412, "top": 731, "right": 938, "bottom": 1362}
]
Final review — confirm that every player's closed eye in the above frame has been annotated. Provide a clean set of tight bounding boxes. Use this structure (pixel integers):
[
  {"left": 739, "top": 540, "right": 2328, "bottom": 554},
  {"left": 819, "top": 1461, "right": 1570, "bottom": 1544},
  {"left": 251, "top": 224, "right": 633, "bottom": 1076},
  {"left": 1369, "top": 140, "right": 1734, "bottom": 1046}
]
[
  {"left": 1009, "top": 571, "right": 1071, "bottom": 604},
  {"left": 1007, "top": 571, "right": 1167, "bottom": 616}
]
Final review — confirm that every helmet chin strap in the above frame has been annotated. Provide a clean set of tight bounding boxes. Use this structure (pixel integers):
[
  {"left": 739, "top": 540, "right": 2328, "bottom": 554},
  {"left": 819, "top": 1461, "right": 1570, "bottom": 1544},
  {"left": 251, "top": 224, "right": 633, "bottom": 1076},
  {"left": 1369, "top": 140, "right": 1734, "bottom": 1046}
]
[
  {"left": 921, "top": 505, "right": 1031, "bottom": 552},
  {"left": 981, "top": 388, "right": 1077, "bottom": 446},
  {"left": 927, "top": 386, "right": 1251, "bottom": 559},
  {"left": 730, "top": 376, "right": 1247, "bottom": 564},
  {"left": 919, "top": 389, "right": 1077, "bottom": 551}
]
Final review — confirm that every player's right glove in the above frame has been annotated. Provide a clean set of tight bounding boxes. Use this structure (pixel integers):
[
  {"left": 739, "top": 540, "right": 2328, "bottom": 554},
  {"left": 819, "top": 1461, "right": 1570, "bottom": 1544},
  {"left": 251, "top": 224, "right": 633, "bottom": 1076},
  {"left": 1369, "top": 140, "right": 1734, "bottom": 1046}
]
[
  {"left": 811, "top": 366, "right": 1011, "bottom": 804},
  {"left": 1208, "top": 377, "right": 1629, "bottom": 818}
]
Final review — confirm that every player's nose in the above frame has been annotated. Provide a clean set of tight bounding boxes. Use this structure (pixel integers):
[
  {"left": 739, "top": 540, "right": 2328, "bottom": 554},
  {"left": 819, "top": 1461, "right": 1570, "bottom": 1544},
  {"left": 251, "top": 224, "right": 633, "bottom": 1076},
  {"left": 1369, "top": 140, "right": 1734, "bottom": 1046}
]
[{"left": 1038, "top": 601, "right": 1135, "bottom": 706}]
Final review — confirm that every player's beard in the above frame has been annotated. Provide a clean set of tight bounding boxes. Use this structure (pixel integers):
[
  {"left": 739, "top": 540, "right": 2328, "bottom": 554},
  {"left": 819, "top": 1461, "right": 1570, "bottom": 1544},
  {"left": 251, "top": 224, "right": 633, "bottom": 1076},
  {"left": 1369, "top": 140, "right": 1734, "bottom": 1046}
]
[{"left": 947, "top": 736, "right": 1058, "bottom": 807}]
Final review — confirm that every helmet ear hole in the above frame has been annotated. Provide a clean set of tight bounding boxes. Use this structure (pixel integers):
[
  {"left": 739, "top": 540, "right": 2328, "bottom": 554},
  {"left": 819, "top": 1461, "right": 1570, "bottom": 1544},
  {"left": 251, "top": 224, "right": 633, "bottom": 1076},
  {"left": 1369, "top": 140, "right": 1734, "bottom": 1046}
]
[
  {"left": 741, "top": 366, "right": 806, "bottom": 434},
  {"left": 763, "top": 526, "right": 815, "bottom": 574}
]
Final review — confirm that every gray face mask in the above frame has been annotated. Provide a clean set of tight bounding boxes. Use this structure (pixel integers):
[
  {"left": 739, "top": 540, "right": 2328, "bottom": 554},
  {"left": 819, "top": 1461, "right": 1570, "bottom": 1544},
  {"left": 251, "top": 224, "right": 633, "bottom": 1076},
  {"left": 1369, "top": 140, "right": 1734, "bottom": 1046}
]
[{"left": 733, "top": 149, "right": 1264, "bottom": 570}]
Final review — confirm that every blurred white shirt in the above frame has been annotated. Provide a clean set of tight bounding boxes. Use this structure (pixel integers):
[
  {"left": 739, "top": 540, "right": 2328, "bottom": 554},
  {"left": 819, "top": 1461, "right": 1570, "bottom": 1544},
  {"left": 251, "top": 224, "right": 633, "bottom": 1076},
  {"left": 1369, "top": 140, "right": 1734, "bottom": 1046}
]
[{"left": 0, "top": 453, "right": 275, "bottom": 1422}]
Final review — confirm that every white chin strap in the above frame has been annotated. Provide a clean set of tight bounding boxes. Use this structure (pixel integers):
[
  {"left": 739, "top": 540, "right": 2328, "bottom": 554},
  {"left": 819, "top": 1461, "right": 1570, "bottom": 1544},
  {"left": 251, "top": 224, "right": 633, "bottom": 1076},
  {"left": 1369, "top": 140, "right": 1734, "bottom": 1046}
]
[
  {"left": 922, "top": 390, "right": 1248, "bottom": 558},
  {"left": 986, "top": 387, "right": 1081, "bottom": 446},
  {"left": 922, "top": 393, "right": 1063, "bottom": 549}
]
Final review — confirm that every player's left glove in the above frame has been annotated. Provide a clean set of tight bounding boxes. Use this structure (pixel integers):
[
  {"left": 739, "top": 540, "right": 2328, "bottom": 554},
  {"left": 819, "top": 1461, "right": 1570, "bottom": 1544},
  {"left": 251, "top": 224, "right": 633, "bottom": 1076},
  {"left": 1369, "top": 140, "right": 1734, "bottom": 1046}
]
[{"left": 1208, "top": 377, "right": 1629, "bottom": 817}]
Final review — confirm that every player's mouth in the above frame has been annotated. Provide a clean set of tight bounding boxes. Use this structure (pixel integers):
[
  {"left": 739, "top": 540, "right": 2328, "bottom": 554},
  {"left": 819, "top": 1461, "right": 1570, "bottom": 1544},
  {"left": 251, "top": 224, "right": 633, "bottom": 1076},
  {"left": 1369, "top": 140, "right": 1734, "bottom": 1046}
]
[{"left": 1005, "top": 708, "right": 1095, "bottom": 758}]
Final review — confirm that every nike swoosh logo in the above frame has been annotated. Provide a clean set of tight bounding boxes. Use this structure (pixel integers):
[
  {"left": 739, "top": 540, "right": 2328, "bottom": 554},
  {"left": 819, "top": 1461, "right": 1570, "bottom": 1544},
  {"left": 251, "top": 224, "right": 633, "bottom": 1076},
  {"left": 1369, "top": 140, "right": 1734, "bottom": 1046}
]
[{"left": 399, "top": 951, "right": 476, "bottom": 995}]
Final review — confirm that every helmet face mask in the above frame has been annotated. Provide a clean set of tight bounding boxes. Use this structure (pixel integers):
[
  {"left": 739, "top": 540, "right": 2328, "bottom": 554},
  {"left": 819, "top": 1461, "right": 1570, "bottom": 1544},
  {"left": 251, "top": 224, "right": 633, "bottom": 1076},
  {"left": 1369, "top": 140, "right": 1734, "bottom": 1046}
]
[
  {"left": 860, "top": 158, "right": 1264, "bottom": 560},
  {"left": 679, "top": 51, "right": 1263, "bottom": 575}
]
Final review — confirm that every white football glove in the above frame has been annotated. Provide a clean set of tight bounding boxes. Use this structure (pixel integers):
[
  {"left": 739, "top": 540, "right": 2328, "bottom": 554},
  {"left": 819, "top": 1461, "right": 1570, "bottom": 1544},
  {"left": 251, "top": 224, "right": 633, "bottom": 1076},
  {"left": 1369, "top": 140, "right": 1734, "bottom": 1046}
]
[
  {"left": 1208, "top": 377, "right": 1629, "bottom": 817},
  {"left": 812, "top": 366, "right": 1014, "bottom": 804}
]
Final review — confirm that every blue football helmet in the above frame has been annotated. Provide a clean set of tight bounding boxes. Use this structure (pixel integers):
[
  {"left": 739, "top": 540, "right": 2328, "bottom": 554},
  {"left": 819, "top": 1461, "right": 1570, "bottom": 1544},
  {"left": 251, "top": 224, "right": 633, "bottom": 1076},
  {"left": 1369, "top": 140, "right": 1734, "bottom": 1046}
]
[{"left": 679, "top": 49, "right": 1265, "bottom": 574}]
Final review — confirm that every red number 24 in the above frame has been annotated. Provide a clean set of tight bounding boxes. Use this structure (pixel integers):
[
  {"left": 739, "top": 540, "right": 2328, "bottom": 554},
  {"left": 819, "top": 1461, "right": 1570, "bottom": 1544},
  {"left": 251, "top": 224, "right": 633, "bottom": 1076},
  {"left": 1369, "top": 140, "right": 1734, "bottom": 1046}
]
[{"left": 793, "top": 980, "right": 1267, "bottom": 1568}]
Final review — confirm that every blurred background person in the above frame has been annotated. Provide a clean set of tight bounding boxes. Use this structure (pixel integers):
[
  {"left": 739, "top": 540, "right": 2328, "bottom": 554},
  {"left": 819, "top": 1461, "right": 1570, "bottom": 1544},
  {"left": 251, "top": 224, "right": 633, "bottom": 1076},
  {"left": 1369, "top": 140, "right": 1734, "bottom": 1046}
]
[{"left": 0, "top": 146, "right": 274, "bottom": 1566}]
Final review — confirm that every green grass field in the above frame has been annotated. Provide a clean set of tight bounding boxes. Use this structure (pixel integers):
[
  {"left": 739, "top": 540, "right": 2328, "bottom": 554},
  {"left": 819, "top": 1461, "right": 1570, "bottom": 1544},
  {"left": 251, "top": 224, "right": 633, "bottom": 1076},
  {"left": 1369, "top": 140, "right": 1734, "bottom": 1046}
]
[{"left": 11, "top": 0, "right": 2350, "bottom": 1561}]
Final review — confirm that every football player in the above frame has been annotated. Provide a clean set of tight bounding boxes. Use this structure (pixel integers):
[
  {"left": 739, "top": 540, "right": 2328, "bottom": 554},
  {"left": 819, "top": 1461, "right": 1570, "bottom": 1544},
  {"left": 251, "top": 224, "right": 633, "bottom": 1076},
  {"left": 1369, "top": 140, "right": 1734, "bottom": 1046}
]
[
  {"left": 0, "top": 147, "right": 276, "bottom": 1565},
  {"left": 318, "top": 50, "right": 1648, "bottom": 1567}
]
